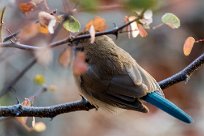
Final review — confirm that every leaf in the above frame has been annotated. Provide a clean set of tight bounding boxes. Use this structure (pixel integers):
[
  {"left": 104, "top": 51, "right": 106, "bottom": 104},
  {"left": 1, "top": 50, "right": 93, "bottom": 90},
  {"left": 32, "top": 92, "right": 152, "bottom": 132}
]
[
  {"left": 137, "top": 24, "right": 148, "bottom": 37},
  {"left": 128, "top": 16, "right": 139, "bottom": 38},
  {"left": 63, "top": 16, "right": 80, "bottom": 32},
  {"left": 89, "top": 25, "right": 95, "bottom": 43},
  {"left": 124, "top": 16, "right": 131, "bottom": 38},
  {"left": 19, "top": 2, "right": 36, "bottom": 14},
  {"left": 35, "top": 47, "right": 53, "bottom": 65},
  {"left": 33, "top": 74, "right": 45, "bottom": 85},
  {"left": 143, "top": 10, "right": 153, "bottom": 19},
  {"left": 33, "top": 122, "right": 46, "bottom": 132},
  {"left": 38, "top": 24, "right": 49, "bottom": 34},
  {"left": 58, "top": 47, "right": 72, "bottom": 68},
  {"left": 32, "top": 117, "right": 36, "bottom": 128},
  {"left": 85, "top": 16, "right": 107, "bottom": 32},
  {"left": 48, "top": 18, "right": 56, "bottom": 34},
  {"left": 73, "top": 52, "right": 88, "bottom": 76},
  {"left": 17, "top": 23, "right": 39, "bottom": 41},
  {"left": 38, "top": 11, "right": 56, "bottom": 34},
  {"left": 22, "top": 98, "right": 32, "bottom": 106},
  {"left": 161, "top": 13, "right": 180, "bottom": 29},
  {"left": 16, "top": 98, "right": 32, "bottom": 128},
  {"left": 47, "top": 84, "right": 58, "bottom": 92},
  {"left": 183, "top": 37, "right": 195, "bottom": 56}
]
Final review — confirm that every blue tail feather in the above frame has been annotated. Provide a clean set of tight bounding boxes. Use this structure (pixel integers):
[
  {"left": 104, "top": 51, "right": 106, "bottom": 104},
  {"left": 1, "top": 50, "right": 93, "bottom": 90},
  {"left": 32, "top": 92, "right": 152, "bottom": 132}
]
[{"left": 142, "top": 92, "right": 193, "bottom": 123}]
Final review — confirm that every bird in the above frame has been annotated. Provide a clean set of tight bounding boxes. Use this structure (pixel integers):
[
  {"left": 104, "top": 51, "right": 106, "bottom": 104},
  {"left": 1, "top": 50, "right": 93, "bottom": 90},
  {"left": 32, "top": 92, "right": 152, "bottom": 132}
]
[{"left": 74, "top": 35, "right": 192, "bottom": 123}]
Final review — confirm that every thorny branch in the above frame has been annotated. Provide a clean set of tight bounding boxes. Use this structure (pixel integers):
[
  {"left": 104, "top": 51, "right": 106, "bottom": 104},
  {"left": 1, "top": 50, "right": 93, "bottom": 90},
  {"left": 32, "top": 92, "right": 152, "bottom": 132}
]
[
  {"left": 0, "top": 11, "right": 144, "bottom": 50},
  {"left": 0, "top": 52, "right": 203, "bottom": 118}
]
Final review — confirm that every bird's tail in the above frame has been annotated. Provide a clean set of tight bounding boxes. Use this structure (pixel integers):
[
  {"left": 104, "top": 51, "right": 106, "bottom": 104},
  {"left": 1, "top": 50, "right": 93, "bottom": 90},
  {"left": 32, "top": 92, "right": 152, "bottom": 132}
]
[{"left": 142, "top": 92, "right": 193, "bottom": 123}]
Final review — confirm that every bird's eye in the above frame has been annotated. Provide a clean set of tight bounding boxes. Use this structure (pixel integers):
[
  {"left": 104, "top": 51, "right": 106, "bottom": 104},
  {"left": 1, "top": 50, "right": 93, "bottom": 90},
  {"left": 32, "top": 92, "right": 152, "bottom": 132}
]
[
  {"left": 76, "top": 47, "right": 84, "bottom": 51},
  {"left": 85, "top": 58, "right": 89, "bottom": 63}
]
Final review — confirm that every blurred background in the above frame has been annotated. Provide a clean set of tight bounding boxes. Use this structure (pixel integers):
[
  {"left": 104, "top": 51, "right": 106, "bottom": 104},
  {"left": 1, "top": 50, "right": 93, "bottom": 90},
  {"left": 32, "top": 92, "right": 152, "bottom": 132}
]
[{"left": 1, "top": 0, "right": 204, "bottom": 136}]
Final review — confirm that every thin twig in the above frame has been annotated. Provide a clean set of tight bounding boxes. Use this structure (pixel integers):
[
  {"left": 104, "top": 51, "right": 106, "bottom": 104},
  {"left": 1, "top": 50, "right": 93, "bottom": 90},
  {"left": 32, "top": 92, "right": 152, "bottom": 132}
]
[
  {"left": 159, "top": 53, "right": 204, "bottom": 89},
  {"left": 0, "top": 13, "right": 143, "bottom": 50},
  {"left": 0, "top": 59, "right": 37, "bottom": 97}
]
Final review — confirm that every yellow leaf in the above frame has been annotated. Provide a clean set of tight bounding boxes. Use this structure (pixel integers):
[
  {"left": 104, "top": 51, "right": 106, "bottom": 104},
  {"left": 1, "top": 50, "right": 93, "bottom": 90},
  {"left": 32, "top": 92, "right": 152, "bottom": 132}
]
[
  {"left": 38, "top": 23, "right": 49, "bottom": 34},
  {"left": 33, "top": 74, "right": 45, "bottom": 85},
  {"left": 33, "top": 122, "right": 46, "bottom": 132},
  {"left": 183, "top": 37, "right": 195, "bottom": 56}
]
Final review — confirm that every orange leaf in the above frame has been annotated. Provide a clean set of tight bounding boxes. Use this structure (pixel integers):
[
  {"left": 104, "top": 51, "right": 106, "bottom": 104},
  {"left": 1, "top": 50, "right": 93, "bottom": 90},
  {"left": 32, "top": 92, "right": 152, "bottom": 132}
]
[
  {"left": 58, "top": 47, "right": 72, "bottom": 68},
  {"left": 73, "top": 52, "right": 88, "bottom": 76},
  {"left": 183, "top": 37, "right": 195, "bottom": 56},
  {"left": 38, "top": 24, "right": 49, "bottom": 34},
  {"left": 137, "top": 23, "right": 148, "bottom": 37},
  {"left": 19, "top": 2, "right": 36, "bottom": 13},
  {"left": 85, "top": 16, "right": 107, "bottom": 32},
  {"left": 22, "top": 98, "right": 32, "bottom": 106},
  {"left": 16, "top": 98, "right": 32, "bottom": 128},
  {"left": 17, "top": 23, "right": 39, "bottom": 42}
]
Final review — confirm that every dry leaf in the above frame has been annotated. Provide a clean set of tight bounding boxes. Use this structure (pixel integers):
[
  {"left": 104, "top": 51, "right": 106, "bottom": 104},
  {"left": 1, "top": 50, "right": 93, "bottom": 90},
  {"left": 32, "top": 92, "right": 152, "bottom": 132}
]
[
  {"left": 33, "top": 122, "right": 46, "bottom": 132},
  {"left": 47, "top": 84, "right": 58, "bottom": 92},
  {"left": 22, "top": 98, "right": 32, "bottom": 106},
  {"left": 85, "top": 16, "right": 107, "bottom": 32},
  {"left": 58, "top": 47, "right": 72, "bottom": 68},
  {"left": 32, "top": 117, "right": 46, "bottom": 132},
  {"left": 32, "top": 117, "right": 36, "bottom": 128},
  {"left": 19, "top": 2, "right": 36, "bottom": 13},
  {"left": 73, "top": 52, "right": 88, "bottom": 76},
  {"left": 38, "top": 11, "right": 56, "bottom": 34},
  {"left": 89, "top": 25, "right": 95, "bottom": 43},
  {"left": 16, "top": 98, "right": 32, "bottom": 128},
  {"left": 183, "top": 36, "right": 195, "bottom": 56},
  {"left": 128, "top": 16, "right": 139, "bottom": 38},
  {"left": 48, "top": 19, "right": 56, "bottom": 34},
  {"left": 38, "top": 23, "right": 49, "bottom": 34},
  {"left": 124, "top": 16, "right": 131, "bottom": 39},
  {"left": 137, "top": 23, "right": 148, "bottom": 37},
  {"left": 35, "top": 47, "right": 53, "bottom": 66},
  {"left": 17, "top": 23, "right": 39, "bottom": 41}
]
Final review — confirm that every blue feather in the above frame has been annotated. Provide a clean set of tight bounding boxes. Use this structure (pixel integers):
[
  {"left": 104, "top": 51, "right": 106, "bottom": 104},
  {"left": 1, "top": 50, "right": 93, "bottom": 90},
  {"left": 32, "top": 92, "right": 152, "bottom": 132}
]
[{"left": 142, "top": 92, "right": 193, "bottom": 123}]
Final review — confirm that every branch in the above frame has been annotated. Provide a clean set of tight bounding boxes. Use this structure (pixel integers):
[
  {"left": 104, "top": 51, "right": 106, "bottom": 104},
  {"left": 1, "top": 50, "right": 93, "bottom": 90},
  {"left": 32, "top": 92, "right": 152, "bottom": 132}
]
[
  {"left": 0, "top": 52, "right": 203, "bottom": 118},
  {"left": 0, "top": 13, "right": 143, "bottom": 50},
  {"left": 0, "top": 59, "right": 37, "bottom": 96},
  {"left": 159, "top": 53, "right": 204, "bottom": 89},
  {"left": 0, "top": 98, "right": 94, "bottom": 118}
]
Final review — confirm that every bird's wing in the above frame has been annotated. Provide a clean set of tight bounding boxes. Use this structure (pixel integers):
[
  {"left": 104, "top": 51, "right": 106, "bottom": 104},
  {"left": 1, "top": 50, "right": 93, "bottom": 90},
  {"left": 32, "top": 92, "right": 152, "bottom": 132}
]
[
  {"left": 107, "top": 62, "right": 163, "bottom": 99},
  {"left": 80, "top": 64, "right": 151, "bottom": 112},
  {"left": 127, "top": 63, "right": 163, "bottom": 95}
]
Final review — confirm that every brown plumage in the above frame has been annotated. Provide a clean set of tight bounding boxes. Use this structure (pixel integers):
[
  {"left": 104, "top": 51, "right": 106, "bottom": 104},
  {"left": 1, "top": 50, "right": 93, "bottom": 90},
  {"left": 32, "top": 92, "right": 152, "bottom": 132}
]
[{"left": 74, "top": 35, "right": 162, "bottom": 113}]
